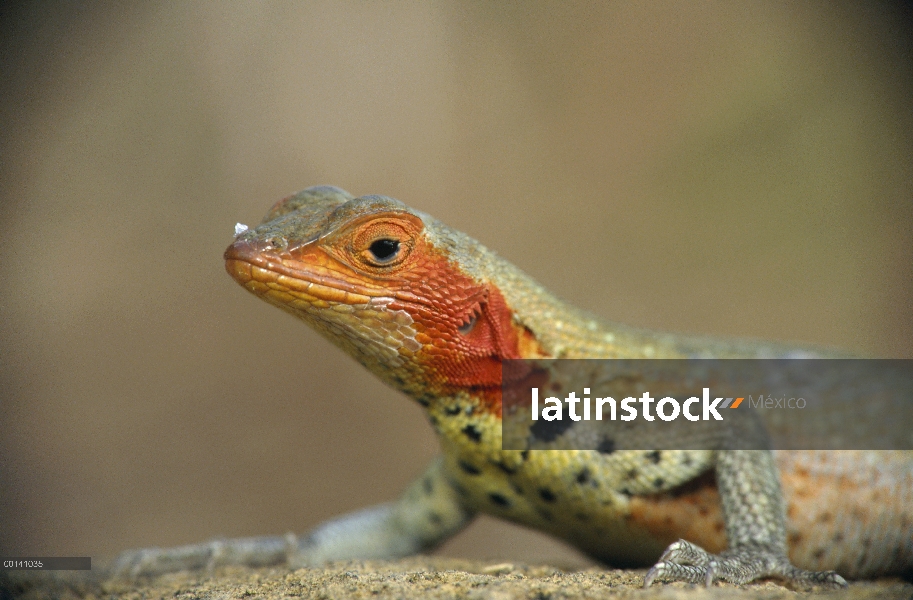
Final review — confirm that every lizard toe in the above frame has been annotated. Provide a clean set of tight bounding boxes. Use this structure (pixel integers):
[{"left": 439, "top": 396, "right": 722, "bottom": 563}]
[
  {"left": 781, "top": 566, "right": 848, "bottom": 589},
  {"left": 645, "top": 541, "right": 848, "bottom": 588}
]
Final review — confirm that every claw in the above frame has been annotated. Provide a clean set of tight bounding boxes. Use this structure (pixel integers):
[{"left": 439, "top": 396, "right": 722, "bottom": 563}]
[
  {"left": 704, "top": 561, "right": 715, "bottom": 587},
  {"left": 643, "top": 564, "right": 659, "bottom": 587}
]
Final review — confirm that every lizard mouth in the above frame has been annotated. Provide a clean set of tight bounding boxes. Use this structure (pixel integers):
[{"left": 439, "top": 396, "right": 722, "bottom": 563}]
[
  {"left": 225, "top": 238, "right": 380, "bottom": 306},
  {"left": 225, "top": 236, "right": 425, "bottom": 363}
]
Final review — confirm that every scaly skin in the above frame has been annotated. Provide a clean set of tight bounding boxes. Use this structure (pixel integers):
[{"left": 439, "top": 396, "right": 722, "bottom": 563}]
[{"left": 114, "top": 186, "right": 912, "bottom": 586}]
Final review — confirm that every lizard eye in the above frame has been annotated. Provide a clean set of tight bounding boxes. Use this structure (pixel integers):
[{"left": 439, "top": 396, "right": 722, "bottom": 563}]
[
  {"left": 349, "top": 216, "right": 418, "bottom": 269},
  {"left": 368, "top": 239, "right": 400, "bottom": 263}
]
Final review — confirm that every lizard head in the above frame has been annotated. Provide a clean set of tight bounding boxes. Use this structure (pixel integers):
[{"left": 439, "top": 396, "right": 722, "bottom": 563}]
[{"left": 224, "top": 186, "right": 528, "bottom": 409}]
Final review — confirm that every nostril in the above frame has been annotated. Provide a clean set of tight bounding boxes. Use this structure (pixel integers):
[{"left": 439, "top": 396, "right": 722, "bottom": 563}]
[{"left": 263, "top": 235, "right": 288, "bottom": 251}]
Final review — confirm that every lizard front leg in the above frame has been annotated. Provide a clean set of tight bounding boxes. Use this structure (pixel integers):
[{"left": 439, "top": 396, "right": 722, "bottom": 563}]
[
  {"left": 112, "top": 457, "right": 474, "bottom": 577},
  {"left": 645, "top": 450, "right": 847, "bottom": 588},
  {"left": 289, "top": 456, "right": 474, "bottom": 566}
]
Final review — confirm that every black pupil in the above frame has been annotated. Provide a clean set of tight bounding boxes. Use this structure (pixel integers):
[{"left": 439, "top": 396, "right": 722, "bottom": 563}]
[{"left": 369, "top": 239, "right": 399, "bottom": 262}]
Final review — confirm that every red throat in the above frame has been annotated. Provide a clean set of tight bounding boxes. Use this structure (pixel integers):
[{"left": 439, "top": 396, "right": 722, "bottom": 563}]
[{"left": 371, "top": 244, "right": 527, "bottom": 416}]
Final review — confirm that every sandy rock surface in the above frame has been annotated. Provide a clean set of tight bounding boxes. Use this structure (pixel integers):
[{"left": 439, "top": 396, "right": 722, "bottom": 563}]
[{"left": 4, "top": 557, "right": 910, "bottom": 600}]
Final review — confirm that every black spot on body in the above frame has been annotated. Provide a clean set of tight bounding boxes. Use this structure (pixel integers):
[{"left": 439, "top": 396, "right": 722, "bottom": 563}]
[
  {"left": 646, "top": 450, "right": 662, "bottom": 464},
  {"left": 833, "top": 532, "right": 844, "bottom": 543},
  {"left": 494, "top": 461, "right": 518, "bottom": 475},
  {"left": 509, "top": 480, "right": 524, "bottom": 495},
  {"left": 428, "top": 512, "right": 442, "bottom": 525},
  {"left": 575, "top": 468, "right": 591, "bottom": 485},
  {"left": 653, "top": 478, "right": 665, "bottom": 488},
  {"left": 596, "top": 438, "right": 616, "bottom": 454},
  {"left": 624, "top": 469, "right": 639, "bottom": 481},
  {"left": 489, "top": 492, "right": 511, "bottom": 508},
  {"left": 530, "top": 418, "right": 574, "bottom": 443},
  {"left": 458, "top": 460, "right": 481, "bottom": 475},
  {"left": 538, "top": 488, "right": 557, "bottom": 503},
  {"left": 418, "top": 398, "right": 430, "bottom": 407},
  {"left": 445, "top": 405, "right": 461, "bottom": 416},
  {"left": 812, "top": 548, "right": 826, "bottom": 560},
  {"left": 520, "top": 450, "right": 530, "bottom": 461},
  {"left": 423, "top": 477, "right": 433, "bottom": 494},
  {"left": 462, "top": 424, "right": 482, "bottom": 443}
]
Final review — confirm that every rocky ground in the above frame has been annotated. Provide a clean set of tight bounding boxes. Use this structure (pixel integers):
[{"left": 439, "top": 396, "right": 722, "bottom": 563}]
[{"left": 3, "top": 557, "right": 910, "bottom": 600}]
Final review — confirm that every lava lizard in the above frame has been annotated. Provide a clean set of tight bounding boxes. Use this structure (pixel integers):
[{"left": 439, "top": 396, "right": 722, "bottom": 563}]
[{"left": 114, "top": 186, "right": 912, "bottom": 587}]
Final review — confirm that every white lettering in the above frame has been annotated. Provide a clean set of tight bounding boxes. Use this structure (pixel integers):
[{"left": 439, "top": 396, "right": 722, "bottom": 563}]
[
  {"left": 597, "top": 397, "right": 616, "bottom": 420},
  {"left": 621, "top": 397, "right": 637, "bottom": 421},
  {"left": 683, "top": 396, "right": 700, "bottom": 421},
  {"left": 566, "top": 391, "right": 581, "bottom": 421},
  {"left": 656, "top": 397, "right": 680, "bottom": 421},
  {"left": 702, "top": 387, "right": 724, "bottom": 421},
  {"left": 639, "top": 391, "right": 655, "bottom": 422},
  {"left": 542, "top": 397, "right": 562, "bottom": 421}
]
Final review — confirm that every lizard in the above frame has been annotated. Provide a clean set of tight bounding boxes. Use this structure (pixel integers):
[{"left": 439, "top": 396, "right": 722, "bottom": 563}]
[{"left": 114, "top": 185, "right": 913, "bottom": 587}]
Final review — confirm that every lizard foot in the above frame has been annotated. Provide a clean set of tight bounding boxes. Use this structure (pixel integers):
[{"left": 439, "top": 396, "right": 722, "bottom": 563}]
[{"left": 644, "top": 540, "right": 848, "bottom": 589}]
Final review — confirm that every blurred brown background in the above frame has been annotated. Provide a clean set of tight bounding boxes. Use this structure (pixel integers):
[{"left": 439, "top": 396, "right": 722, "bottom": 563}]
[{"left": 1, "top": 2, "right": 911, "bottom": 567}]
